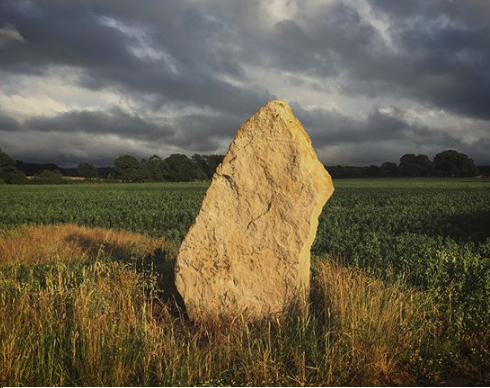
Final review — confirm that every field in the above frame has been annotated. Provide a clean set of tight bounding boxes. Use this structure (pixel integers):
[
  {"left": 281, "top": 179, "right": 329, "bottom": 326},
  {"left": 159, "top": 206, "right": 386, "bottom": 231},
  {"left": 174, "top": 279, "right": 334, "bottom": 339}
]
[{"left": 1, "top": 179, "right": 489, "bottom": 385}]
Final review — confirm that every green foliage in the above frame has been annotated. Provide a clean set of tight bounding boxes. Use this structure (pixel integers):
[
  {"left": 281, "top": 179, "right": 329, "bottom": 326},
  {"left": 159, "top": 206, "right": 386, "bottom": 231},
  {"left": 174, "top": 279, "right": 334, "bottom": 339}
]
[
  {"left": 114, "top": 155, "right": 148, "bottom": 182},
  {"left": 145, "top": 154, "right": 170, "bottom": 181},
  {"left": 379, "top": 161, "right": 398, "bottom": 177},
  {"left": 0, "top": 182, "right": 205, "bottom": 241},
  {"left": 0, "top": 148, "right": 28, "bottom": 184},
  {"left": 434, "top": 150, "right": 479, "bottom": 177},
  {"left": 399, "top": 154, "right": 434, "bottom": 177},
  {"left": 30, "top": 169, "right": 66, "bottom": 184},
  {"left": 192, "top": 154, "right": 224, "bottom": 179},
  {"left": 165, "top": 154, "right": 207, "bottom": 181},
  {"left": 77, "top": 162, "right": 99, "bottom": 179},
  {"left": 111, "top": 154, "right": 219, "bottom": 183},
  {"left": 329, "top": 150, "right": 481, "bottom": 179}
]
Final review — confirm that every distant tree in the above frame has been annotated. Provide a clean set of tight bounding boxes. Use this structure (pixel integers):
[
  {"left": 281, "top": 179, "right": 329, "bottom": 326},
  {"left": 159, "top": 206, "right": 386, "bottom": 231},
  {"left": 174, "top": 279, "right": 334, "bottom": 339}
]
[
  {"left": 165, "top": 154, "right": 207, "bottom": 181},
  {"left": 416, "top": 154, "right": 434, "bottom": 176},
  {"left": 205, "top": 154, "right": 225, "bottom": 178},
  {"left": 434, "top": 150, "right": 479, "bottom": 177},
  {"left": 15, "top": 161, "right": 64, "bottom": 176},
  {"left": 380, "top": 162, "right": 398, "bottom": 177},
  {"left": 366, "top": 165, "right": 381, "bottom": 177},
  {"left": 191, "top": 154, "right": 208, "bottom": 177},
  {"left": 139, "top": 158, "right": 150, "bottom": 181},
  {"left": 0, "top": 148, "right": 28, "bottom": 184},
  {"left": 327, "top": 165, "right": 363, "bottom": 179},
  {"left": 98, "top": 166, "right": 115, "bottom": 179},
  {"left": 30, "top": 170, "right": 66, "bottom": 184},
  {"left": 114, "top": 155, "right": 148, "bottom": 182},
  {"left": 77, "top": 162, "right": 99, "bottom": 179},
  {"left": 192, "top": 154, "right": 224, "bottom": 179},
  {"left": 146, "top": 155, "right": 170, "bottom": 181},
  {"left": 399, "top": 154, "right": 434, "bottom": 177},
  {"left": 399, "top": 154, "right": 418, "bottom": 176}
]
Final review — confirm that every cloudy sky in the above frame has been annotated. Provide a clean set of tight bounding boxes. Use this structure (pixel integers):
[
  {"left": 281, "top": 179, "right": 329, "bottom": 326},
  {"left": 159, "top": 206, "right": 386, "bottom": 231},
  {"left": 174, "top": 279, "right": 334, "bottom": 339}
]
[{"left": 0, "top": 0, "right": 489, "bottom": 166}]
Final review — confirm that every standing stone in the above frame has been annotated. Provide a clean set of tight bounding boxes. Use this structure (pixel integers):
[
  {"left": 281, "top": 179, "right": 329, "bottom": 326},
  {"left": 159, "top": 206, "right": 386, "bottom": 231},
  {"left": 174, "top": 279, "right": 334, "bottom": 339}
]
[{"left": 175, "top": 100, "right": 334, "bottom": 320}]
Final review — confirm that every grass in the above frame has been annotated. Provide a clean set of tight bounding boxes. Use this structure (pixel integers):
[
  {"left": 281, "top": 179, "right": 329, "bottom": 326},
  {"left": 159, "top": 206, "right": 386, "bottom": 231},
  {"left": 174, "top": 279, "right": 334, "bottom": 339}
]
[
  {"left": 1, "top": 178, "right": 489, "bottom": 385},
  {"left": 0, "top": 224, "right": 472, "bottom": 386},
  {"left": 0, "top": 224, "right": 168, "bottom": 265}
]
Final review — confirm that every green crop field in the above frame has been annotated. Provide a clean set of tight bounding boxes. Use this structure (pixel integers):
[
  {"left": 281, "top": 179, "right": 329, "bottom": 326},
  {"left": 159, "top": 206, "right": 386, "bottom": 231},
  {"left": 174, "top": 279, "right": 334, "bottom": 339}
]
[{"left": 1, "top": 178, "right": 489, "bottom": 385}]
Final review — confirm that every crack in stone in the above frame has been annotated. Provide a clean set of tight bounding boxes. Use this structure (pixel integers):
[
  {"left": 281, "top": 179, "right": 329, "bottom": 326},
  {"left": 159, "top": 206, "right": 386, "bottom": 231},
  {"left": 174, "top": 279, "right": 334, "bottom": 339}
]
[{"left": 247, "top": 197, "right": 273, "bottom": 230}]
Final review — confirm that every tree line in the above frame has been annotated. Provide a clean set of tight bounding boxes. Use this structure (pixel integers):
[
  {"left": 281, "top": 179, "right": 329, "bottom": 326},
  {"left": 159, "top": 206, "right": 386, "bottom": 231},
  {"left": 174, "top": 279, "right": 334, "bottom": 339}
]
[
  {"left": 0, "top": 149, "right": 225, "bottom": 184},
  {"left": 328, "top": 150, "right": 481, "bottom": 178},
  {"left": 0, "top": 147, "right": 486, "bottom": 185},
  {"left": 109, "top": 154, "right": 225, "bottom": 183}
]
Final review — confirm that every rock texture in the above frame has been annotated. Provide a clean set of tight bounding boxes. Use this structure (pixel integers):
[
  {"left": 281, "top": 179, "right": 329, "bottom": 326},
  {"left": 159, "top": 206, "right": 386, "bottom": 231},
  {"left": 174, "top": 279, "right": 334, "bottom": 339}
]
[{"left": 175, "top": 100, "right": 334, "bottom": 320}]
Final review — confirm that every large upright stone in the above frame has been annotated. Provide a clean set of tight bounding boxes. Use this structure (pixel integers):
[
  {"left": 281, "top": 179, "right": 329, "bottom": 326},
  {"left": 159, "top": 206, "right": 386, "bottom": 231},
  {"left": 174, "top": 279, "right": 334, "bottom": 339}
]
[{"left": 175, "top": 100, "right": 334, "bottom": 320}]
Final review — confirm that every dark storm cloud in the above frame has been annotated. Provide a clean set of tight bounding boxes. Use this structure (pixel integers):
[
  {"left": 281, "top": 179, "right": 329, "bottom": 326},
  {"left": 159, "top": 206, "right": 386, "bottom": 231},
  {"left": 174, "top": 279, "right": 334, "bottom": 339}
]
[
  {"left": 25, "top": 109, "right": 174, "bottom": 141},
  {"left": 352, "top": 0, "right": 490, "bottom": 120},
  {"left": 0, "top": 0, "right": 489, "bottom": 165},
  {"left": 171, "top": 111, "right": 242, "bottom": 152},
  {"left": 0, "top": 0, "right": 273, "bottom": 116},
  {"left": 267, "top": 3, "right": 380, "bottom": 79},
  {"left": 0, "top": 108, "right": 241, "bottom": 164},
  {"left": 293, "top": 104, "right": 463, "bottom": 152},
  {"left": 0, "top": 113, "right": 20, "bottom": 132},
  {"left": 20, "top": 108, "right": 241, "bottom": 152}
]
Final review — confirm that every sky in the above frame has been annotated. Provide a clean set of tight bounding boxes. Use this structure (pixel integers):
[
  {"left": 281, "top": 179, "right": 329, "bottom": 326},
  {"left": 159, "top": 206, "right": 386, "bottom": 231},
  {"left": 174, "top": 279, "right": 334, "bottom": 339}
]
[{"left": 0, "top": 0, "right": 489, "bottom": 166}]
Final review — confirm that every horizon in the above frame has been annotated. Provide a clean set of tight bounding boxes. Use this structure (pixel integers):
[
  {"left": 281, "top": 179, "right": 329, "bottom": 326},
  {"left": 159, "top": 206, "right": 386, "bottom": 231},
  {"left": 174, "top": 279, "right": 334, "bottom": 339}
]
[
  {"left": 13, "top": 149, "right": 489, "bottom": 170},
  {"left": 1, "top": 1, "right": 490, "bottom": 166}
]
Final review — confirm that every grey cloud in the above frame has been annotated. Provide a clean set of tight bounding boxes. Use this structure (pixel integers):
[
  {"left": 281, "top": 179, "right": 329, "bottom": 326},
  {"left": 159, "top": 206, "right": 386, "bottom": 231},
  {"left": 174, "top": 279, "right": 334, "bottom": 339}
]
[
  {"left": 0, "top": 108, "right": 241, "bottom": 164},
  {"left": 25, "top": 109, "right": 174, "bottom": 141},
  {"left": 0, "top": 0, "right": 489, "bottom": 165},
  {"left": 293, "top": 104, "right": 465, "bottom": 152},
  {"left": 0, "top": 0, "right": 273, "bottom": 117},
  {"left": 21, "top": 108, "right": 241, "bottom": 153},
  {"left": 347, "top": 1, "right": 490, "bottom": 120},
  {"left": 1, "top": 101, "right": 488, "bottom": 166},
  {"left": 0, "top": 113, "right": 20, "bottom": 131},
  {"left": 171, "top": 112, "right": 241, "bottom": 152}
]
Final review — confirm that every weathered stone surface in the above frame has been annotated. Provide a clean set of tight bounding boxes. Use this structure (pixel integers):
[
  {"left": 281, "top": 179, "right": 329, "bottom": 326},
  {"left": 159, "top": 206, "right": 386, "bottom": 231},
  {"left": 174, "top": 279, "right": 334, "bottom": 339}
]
[{"left": 175, "top": 100, "right": 334, "bottom": 320}]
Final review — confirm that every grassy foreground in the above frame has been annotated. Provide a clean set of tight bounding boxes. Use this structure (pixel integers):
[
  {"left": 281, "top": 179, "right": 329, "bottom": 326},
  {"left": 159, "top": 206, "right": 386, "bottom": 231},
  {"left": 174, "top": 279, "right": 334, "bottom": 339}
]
[{"left": 1, "top": 224, "right": 487, "bottom": 386}]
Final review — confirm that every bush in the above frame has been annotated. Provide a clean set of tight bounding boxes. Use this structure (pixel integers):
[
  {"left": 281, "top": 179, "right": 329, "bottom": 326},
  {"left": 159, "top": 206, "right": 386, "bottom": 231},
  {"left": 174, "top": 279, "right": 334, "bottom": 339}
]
[{"left": 30, "top": 170, "right": 67, "bottom": 184}]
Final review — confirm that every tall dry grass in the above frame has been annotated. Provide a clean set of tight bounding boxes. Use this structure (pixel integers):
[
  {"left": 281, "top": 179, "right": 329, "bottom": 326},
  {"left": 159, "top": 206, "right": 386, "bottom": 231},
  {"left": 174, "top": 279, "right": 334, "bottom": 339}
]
[
  {"left": 0, "top": 225, "right": 446, "bottom": 385},
  {"left": 0, "top": 224, "right": 170, "bottom": 265}
]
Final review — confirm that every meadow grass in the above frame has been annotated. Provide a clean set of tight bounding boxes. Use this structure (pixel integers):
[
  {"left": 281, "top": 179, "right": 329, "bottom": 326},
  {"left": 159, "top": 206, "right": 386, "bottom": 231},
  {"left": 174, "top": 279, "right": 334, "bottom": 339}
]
[{"left": 2, "top": 224, "right": 485, "bottom": 386}]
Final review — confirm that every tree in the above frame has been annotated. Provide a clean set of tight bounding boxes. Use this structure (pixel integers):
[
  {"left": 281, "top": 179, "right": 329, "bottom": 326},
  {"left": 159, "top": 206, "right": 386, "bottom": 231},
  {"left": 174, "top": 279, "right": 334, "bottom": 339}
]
[
  {"left": 192, "top": 154, "right": 224, "bottom": 179},
  {"left": 327, "top": 165, "right": 363, "bottom": 179},
  {"left": 145, "top": 155, "right": 170, "bottom": 181},
  {"left": 30, "top": 170, "right": 66, "bottom": 184},
  {"left": 165, "top": 154, "right": 207, "bottom": 181},
  {"left": 380, "top": 162, "right": 398, "bottom": 177},
  {"left": 0, "top": 148, "right": 27, "bottom": 184},
  {"left": 366, "top": 165, "right": 381, "bottom": 177},
  {"left": 77, "top": 162, "right": 99, "bottom": 179},
  {"left": 414, "top": 154, "right": 434, "bottom": 176},
  {"left": 399, "top": 154, "right": 434, "bottom": 177},
  {"left": 204, "top": 154, "right": 225, "bottom": 178},
  {"left": 434, "top": 150, "right": 479, "bottom": 177},
  {"left": 15, "top": 161, "right": 64, "bottom": 176},
  {"left": 191, "top": 154, "right": 208, "bottom": 177},
  {"left": 114, "top": 155, "right": 148, "bottom": 182}
]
